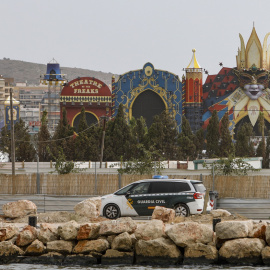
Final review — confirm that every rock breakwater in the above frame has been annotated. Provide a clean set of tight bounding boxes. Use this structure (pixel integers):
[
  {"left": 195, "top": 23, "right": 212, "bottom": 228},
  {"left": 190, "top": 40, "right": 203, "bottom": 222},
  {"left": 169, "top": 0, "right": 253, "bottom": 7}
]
[{"left": 0, "top": 216, "right": 270, "bottom": 266}]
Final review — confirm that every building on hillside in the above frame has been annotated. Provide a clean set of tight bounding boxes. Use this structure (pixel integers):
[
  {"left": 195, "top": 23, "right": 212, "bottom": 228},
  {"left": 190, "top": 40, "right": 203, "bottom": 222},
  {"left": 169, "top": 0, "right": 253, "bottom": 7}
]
[
  {"left": 40, "top": 92, "right": 60, "bottom": 131},
  {"left": 112, "top": 62, "right": 183, "bottom": 131},
  {"left": 0, "top": 76, "right": 5, "bottom": 130},
  {"left": 0, "top": 76, "right": 17, "bottom": 130},
  {"left": 60, "top": 77, "right": 112, "bottom": 132},
  {"left": 20, "top": 107, "right": 40, "bottom": 134},
  {"left": 19, "top": 88, "right": 45, "bottom": 108}
]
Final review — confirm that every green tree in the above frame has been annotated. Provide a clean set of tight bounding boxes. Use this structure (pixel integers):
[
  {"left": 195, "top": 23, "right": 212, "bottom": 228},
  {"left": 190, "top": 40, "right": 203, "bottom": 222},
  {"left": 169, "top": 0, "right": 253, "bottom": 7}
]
[
  {"left": 235, "top": 122, "right": 255, "bottom": 157},
  {"left": 219, "top": 112, "right": 234, "bottom": 157},
  {"left": 117, "top": 144, "right": 164, "bottom": 175},
  {"left": 203, "top": 155, "right": 260, "bottom": 176},
  {"left": 0, "top": 125, "right": 11, "bottom": 160},
  {"left": 177, "top": 116, "right": 196, "bottom": 160},
  {"left": 36, "top": 111, "right": 51, "bottom": 161},
  {"left": 257, "top": 112, "right": 267, "bottom": 167},
  {"left": 14, "top": 118, "right": 35, "bottom": 161},
  {"left": 146, "top": 111, "right": 178, "bottom": 160},
  {"left": 52, "top": 107, "right": 75, "bottom": 161},
  {"left": 74, "top": 107, "right": 90, "bottom": 161},
  {"left": 130, "top": 116, "right": 148, "bottom": 159},
  {"left": 88, "top": 124, "right": 102, "bottom": 161},
  {"left": 104, "top": 104, "right": 134, "bottom": 161},
  {"left": 48, "top": 147, "right": 83, "bottom": 174},
  {"left": 206, "top": 110, "right": 220, "bottom": 158},
  {"left": 194, "top": 128, "right": 205, "bottom": 158},
  {"left": 265, "top": 130, "right": 270, "bottom": 168}
]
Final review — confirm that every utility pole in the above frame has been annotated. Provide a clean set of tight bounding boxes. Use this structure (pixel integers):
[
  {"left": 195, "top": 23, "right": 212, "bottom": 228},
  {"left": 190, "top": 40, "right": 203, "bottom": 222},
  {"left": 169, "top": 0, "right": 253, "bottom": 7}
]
[
  {"left": 100, "top": 116, "right": 107, "bottom": 168},
  {"left": 10, "top": 88, "right": 16, "bottom": 194}
]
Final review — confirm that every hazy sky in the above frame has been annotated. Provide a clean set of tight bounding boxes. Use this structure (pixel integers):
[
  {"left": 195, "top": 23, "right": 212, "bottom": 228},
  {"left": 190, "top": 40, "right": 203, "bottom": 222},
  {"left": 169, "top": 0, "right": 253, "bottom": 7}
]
[{"left": 2, "top": 0, "right": 270, "bottom": 79}]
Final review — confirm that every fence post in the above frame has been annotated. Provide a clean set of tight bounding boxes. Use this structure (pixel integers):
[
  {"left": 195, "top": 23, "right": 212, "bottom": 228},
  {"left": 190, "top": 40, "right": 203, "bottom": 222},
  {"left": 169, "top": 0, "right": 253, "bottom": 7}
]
[
  {"left": 36, "top": 155, "right": 40, "bottom": 194},
  {"left": 94, "top": 162, "right": 97, "bottom": 195},
  {"left": 118, "top": 173, "right": 122, "bottom": 189},
  {"left": 89, "top": 161, "right": 91, "bottom": 169},
  {"left": 50, "top": 160, "right": 52, "bottom": 168},
  {"left": 22, "top": 161, "right": 24, "bottom": 168}
]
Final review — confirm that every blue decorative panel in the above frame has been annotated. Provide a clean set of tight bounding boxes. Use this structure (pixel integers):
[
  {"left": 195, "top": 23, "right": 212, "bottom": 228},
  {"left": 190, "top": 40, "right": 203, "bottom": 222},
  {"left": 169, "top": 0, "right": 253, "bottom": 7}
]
[{"left": 112, "top": 63, "right": 183, "bottom": 132}]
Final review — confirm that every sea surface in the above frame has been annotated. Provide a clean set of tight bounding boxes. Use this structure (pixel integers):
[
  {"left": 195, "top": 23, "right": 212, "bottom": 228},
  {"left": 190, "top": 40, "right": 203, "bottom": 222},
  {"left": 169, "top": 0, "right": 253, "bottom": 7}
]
[{"left": 1, "top": 265, "right": 270, "bottom": 270}]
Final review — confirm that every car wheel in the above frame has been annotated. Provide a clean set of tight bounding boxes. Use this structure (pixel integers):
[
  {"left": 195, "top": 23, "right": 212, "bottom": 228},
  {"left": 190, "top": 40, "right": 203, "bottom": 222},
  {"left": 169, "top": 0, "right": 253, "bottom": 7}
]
[
  {"left": 104, "top": 204, "right": 121, "bottom": 219},
  {"left": 174, "top": 203, "right": 189, "bottom": 217}
]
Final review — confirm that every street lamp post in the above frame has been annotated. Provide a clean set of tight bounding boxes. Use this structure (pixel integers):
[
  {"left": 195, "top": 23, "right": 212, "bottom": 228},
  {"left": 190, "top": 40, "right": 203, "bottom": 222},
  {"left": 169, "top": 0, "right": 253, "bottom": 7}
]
[
  {"left": 10, "top": 88, "right": 16, "bottom": 194},
  {"left": 99, "top": 116, "right": 107, "bottom": 168}
]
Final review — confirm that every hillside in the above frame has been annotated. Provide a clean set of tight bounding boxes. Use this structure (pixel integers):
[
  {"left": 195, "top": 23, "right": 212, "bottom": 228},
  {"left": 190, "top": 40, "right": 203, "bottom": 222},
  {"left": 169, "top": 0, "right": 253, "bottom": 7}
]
[{"left": 0, "top": 58, "right": 117, "bottom": 86}]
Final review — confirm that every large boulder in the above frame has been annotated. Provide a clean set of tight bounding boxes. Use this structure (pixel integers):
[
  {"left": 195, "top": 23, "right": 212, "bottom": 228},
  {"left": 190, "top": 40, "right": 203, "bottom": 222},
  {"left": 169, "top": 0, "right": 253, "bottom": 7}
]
[
  {"left": 102, "top": 249, "right": 134, "bottom": 265},
  {"left": 58, "top": 220, "right": 79, "bottom": 240},
  {"left": 264, "top": 225, "right": 270, "bottom": 245},
  {"left": 111, "top": 232, "right": 133, "bottom": 251},
  {"left": 166, "top": 222, "right": 213, "bottom": 247},
  {"left": 73, "top": 239, "right": 109, "bottom": 254},
  {"left": 25, "top": 239, "right": 45, "bottom": 255},
  {"left": 219, "top": 238, "right": 265, "bottom": 265},
  {"left": 38, "top": 223, "right": 59, "bottom": 243},
  {"left": 74, "top": 197, "right": 101, "bottom": 219},
  {"left": 152, "top": 206, "right": 175, "bottom": 223},
  {"left": 0, "top": 241, "right": 24, "bottom": 263},
  {"left": 16, "top": 225, "right": 37, "bottom": 247},
  {"left": 215, "top": 221, "right": 253, "bottom": 240},
  {"left": 135, "top": 238, "right": 182, "bottom": 265},
  {"left": 210, "top": 209, "right": 231, "bottom": 218},
  {"left": 3, "top": 200, "right": 37, "bottom": 218},
  {"left": 262, "top": 246, "right": 270, "bottom": 265},
  {"left": 0, "top": 225, "right": 19, "bottom": 241},
  {"left": 77, "top": 223, "right": 100, "bottom": 240},
  {"left": 135, "top": 219, "right": 165, "bottom": 240},
  {"left": 248, "top": 221, "right": 267, "bottom": 239},
  {"left": 0, "top": 241, "right": 24, "bottom": 256},
  {"left": 99, "top": 217, "right": 137, "bottom": 236},
  {"left": 47, "top": 240, "right": 74, "bottom": 254},
  {"left": 184, "top": 243, "right": 218, "bottom": 264}
]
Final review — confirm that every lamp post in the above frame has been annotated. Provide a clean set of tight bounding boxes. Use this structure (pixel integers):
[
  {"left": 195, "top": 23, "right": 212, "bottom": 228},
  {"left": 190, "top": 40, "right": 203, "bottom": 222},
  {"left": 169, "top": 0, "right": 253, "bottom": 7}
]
[
  {"left": 10, "top": 88, "right": 16, "bottom": 194},
  {"left": 99, "top": 116, "right": 108, "bottom": 168}
]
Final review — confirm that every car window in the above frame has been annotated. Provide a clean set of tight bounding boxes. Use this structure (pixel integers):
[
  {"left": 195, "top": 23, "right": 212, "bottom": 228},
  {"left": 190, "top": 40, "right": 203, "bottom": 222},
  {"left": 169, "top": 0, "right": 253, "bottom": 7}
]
[
  {"left": 114, "top": 184, "right": 134, "bottom": 195},
  {"left": 193, "top": 183, "right": 206, "bottom": 193},
  {"left": 174, "top": 182, "right": 191, "bottom": 192},
  {"left": 149, "top": 182, "right": 173, "bottom": 193},
  {"left": 149, "top": 182, "right": 191, "bottom": 193},
  {"left": 130, "top": 182, "right": 150, "bottom": 194}
]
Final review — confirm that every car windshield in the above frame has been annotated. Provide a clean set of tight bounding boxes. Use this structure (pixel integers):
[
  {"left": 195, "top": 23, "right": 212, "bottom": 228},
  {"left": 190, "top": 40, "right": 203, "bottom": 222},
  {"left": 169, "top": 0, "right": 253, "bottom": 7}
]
[
  {"left": 114, "top": 184, "right": 134, "bottom": 195},
  {"left": 193, "top": 183, "right": 206, "bottom": 193}
]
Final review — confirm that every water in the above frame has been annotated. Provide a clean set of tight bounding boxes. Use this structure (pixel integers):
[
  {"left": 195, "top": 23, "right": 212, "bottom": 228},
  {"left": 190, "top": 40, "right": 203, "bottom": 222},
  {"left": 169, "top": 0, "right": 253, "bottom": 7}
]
[{"left": 0, "top": 265, "right": 270, "bottom": 270}]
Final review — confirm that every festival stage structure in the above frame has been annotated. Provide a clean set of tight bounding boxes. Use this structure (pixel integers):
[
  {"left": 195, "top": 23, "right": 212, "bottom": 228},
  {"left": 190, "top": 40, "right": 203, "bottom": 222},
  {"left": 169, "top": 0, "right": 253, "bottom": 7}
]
[
  {"left": 58, "top": 26, "right": 270, "bottom": 139},
  {"left": 40, "top": 59, "right": 66, "bottom": 132},
  {"left": 112, "top": 62, "right": 183, "bottom": 132},
  {"left": 202, "top": 26, "right": 270, "bottom": 136},
  {"left": 60, "top": 77, "right": 112, "bottom": 132},
  {"left": 183, "top": 49, "right": 204, "bottom": 133}
]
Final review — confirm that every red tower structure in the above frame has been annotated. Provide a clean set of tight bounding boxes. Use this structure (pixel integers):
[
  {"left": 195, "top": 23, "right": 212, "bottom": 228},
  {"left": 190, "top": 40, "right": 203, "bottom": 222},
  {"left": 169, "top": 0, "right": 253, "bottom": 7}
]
[{"left": 184, "top": 49, "right": 203, "bottom": 132}]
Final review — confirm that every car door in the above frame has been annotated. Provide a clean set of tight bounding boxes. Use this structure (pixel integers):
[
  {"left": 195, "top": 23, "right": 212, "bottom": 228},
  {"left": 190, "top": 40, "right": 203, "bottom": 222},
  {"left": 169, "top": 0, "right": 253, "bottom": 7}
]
[
  {"left": 127, "top": 182, "right": 152, "bottom": 216},
  {"left": 148, "top": 181, "right": 174, "bottom": 210}
]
